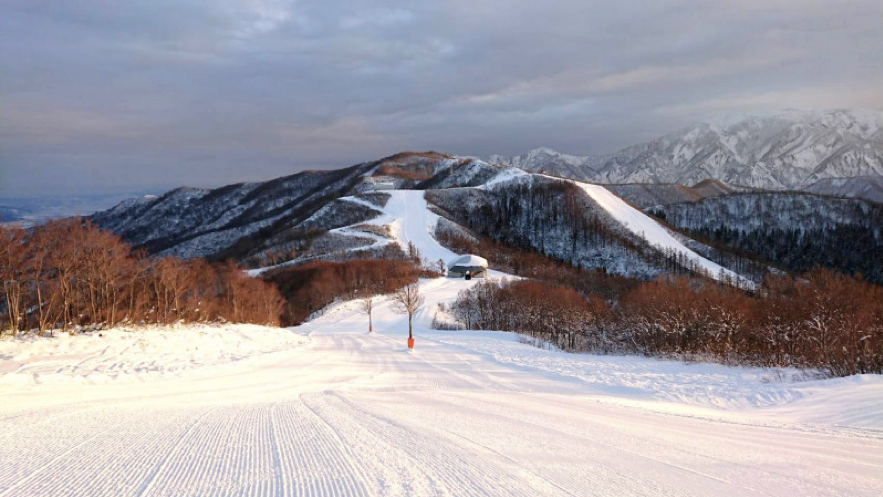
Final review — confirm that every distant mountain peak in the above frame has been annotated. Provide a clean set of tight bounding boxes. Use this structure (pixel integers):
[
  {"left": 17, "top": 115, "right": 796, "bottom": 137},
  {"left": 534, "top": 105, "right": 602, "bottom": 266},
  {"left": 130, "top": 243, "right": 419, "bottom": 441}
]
[
  {"left": 489, "top": 147, "right": 606, "bottom": 181},
  {"left": 491, "top": 108, "right": 883, "bottom": 190}
]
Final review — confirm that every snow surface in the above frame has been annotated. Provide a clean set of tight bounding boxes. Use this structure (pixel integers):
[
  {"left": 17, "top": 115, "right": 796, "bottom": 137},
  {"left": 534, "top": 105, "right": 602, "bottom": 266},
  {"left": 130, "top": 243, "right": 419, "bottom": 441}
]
[
  {"left": 0, "top": 324, "right": 307, "bottom": 385},
  {"left": 2, "top": 190, "right": 881, "bottom": 496},
  {"left": 385, "top": 190, "right": 459, "bottom": 264},
  {"left": 250, "top": 190, "right": 460, "bottom": 276}
]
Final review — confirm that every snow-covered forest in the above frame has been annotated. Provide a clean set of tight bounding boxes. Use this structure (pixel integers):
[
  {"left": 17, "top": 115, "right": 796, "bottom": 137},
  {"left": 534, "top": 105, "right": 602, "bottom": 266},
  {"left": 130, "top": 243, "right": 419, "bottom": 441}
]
[{"left": 652, "top": 193, "right": 883, "bottom": 283}]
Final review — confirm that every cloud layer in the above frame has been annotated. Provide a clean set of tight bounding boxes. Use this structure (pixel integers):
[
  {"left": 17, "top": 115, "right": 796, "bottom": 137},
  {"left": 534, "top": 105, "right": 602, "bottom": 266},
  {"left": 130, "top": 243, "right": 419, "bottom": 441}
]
[{"left": 2, "top": 0, "right": 881, "bottom": 195}]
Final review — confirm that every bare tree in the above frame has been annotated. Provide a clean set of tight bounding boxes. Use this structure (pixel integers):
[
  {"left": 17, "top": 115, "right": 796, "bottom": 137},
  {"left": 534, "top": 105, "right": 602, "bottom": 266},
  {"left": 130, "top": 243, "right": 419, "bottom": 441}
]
[
  {"left": 0, "top": 226, "right": 26, "bottom": 335},
  {"left": 407, "top": 241, "right": 420, "bottom": 262},
  {"left": 27, "top": 226, "right": 60, "bottom": 336},
  {"left": 362, "top": 295, "right": 374, "bottom": 332},
  {"left": 391, "top": 283, "right": 424, "bottom": 345},
  {"left": 435, "top": 258, "right": 446, "bottom": 276}
]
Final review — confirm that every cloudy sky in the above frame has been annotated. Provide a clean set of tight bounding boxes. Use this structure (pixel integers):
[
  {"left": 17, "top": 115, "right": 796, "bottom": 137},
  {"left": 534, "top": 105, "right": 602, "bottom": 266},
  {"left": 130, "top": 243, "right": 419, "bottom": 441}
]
[{"left": 2, "top": 0, "right": 881, "bottom": 197}]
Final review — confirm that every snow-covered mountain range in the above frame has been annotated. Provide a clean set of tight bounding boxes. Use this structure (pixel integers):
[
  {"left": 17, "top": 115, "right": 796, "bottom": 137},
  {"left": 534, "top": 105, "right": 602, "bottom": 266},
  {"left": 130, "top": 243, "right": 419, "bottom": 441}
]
[
  {"left": 92, "top": 150, "right": 752, "bottom": 281},
  {"left": 492, "top": 109, "right": 883, "bottom": 192},
  {"left": 90, "top": 111, "right": 883, "bottom": 284}
]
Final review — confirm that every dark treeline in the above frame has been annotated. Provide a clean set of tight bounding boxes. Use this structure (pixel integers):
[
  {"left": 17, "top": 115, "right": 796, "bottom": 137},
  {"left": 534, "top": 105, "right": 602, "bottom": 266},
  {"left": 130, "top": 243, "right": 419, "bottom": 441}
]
[
  {"left": 450, "top": 269, "right": 883, "bottom": 376},
  {"left": 651, "top": 194, "right": 883, "bottom": 284},
  {"left": 682, "top": 224, "right": 883, "bottom": 284},
  {"left": 265, "top": 258, "right": 421, "bottom": 325},
  {"left": 0, "top": 220, "right": 284, "bottom": 335}
]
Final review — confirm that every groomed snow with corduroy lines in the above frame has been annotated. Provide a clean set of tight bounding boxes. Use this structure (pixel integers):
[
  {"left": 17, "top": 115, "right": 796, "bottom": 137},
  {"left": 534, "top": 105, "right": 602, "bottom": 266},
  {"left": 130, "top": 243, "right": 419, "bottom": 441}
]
[{"left": 1, "top": 190, "right": 882, "bottom": 497}]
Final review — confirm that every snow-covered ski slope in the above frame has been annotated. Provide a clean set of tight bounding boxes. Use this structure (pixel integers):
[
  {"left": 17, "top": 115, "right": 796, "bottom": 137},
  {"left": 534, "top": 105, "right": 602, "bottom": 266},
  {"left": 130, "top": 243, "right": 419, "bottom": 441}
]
[
  {"left": 483, "top": 172, "right": 748, "bottom": 285},
  {"left": 569, "top": 179, "right": 747, "bottom": 284},
  {"left": 0, "top": 324, "right": 307, "bottom": 385},
  {"left": 2, "top": 190, "right": 881, "bottom": 497},
  {"left": 249, "top": 190, "right": 457, "bottom": 276},
  {"left": 385, "top": 190, "right": 458, "bottom": 263}
]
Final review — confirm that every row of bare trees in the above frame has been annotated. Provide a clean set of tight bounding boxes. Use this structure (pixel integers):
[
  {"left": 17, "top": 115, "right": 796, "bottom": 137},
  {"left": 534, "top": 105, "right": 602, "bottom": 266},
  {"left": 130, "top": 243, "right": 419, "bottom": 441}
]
[
  {"left": 451, "top": 280, "right": 611, "bottom": 351},
  {"left": 264, "top": 258, "right": 420, "bottom": 325},
  {"left": 618, "top": 269, "right": 883, "bottom": 375},
  {"left": 0, "top": 220, "right": 284, "bottom": 335},
  {"left": 450, "top": 269, "right": 883, "bottom": 376}
]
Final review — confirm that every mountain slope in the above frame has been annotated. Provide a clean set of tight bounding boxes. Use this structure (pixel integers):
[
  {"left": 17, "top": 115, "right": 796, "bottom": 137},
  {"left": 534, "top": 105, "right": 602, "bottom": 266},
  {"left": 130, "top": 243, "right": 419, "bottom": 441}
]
[
  {"left": 91, "top": 148, "right": 765, "bottom": 284},
  {"left": 571, "top": 180, "right": 744, "bottom": 283},
  {"left": 90, "top": 153, "right": 512, "bottom": 261},
  {"left": 4, "top": 284, "right": 882, "bottom": 496},
  {"left": 93, "top": 148, "right": 883, "bottom": 285},
  {"left": 92, "top": 164, "right": 374, "bottom": 259},
  {"left": 4, "top": 185, "right": 881, "bottom": 493},
  {"left": 427, "top": 174, "right": 756, "bottom": 283}
]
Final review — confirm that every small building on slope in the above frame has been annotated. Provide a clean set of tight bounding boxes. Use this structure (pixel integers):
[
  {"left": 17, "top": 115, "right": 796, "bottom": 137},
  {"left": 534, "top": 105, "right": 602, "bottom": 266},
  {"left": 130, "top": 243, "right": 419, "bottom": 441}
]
[{"left": 448, "top": 254, "right": 488, "bottom": 279}]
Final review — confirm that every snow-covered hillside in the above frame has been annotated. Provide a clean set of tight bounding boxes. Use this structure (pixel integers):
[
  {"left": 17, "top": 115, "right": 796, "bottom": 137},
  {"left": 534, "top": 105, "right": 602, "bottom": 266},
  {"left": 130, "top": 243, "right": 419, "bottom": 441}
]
[
  {"left": 90, "top": 165, "right": 375, "bottom": 260},
  {"left": 88, "top": 144, "right": 878, "bottom": 284},
  {"left": 1, "top": 196, "right": 881, "bottom": 495},
  {"left": 654, "top": 192, "right": 883, "bottom": 283},
  {"left": 90, "top": 153, "right": 514, "bottom": 261},
  {"left": 658, "top": 192, "right": 883, "bottom": 232},
  {"left": 430, "top": 175, "right": 755, "bottom": 282},
  {"left": 572, "top": 180, "right": 745, "bottom": 284},
  {"left": 85, "top": 145, "right": 751, "bottom": 283},
  {"left": 251, "top": 189, "right": 480, "bottom": 276},
  {"left": 492, "top": 109, "right": 883, "bottom": 191}
]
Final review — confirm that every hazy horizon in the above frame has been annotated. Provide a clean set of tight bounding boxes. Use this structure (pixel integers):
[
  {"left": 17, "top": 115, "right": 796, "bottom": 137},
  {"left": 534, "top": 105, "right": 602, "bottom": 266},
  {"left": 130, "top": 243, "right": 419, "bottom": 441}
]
[{"left": 3, "top": 1, "right": 882, "bottom": 196}]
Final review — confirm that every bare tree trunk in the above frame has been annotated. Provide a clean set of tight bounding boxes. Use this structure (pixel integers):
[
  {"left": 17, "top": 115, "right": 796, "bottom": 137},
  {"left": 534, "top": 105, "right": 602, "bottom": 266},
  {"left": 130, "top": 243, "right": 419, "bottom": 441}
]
[{"left": 4, "top": 281, "right": 22, "bottom": 335}]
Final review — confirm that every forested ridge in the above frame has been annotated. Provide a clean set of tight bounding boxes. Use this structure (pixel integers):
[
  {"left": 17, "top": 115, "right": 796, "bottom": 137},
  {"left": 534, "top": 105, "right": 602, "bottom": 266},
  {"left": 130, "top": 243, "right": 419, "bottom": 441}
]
[
  {"left": 653, "top": 193, "right": 883, "bottom": 284},
  {"left": 429, "top": 180, "right": 728, "bottom": 280}
]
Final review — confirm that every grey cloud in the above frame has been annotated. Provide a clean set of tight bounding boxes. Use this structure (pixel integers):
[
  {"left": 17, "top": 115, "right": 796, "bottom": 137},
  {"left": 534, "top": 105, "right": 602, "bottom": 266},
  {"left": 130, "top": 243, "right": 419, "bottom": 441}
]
[{"left": 1, "top": 0, "right": 881, "bottom": 196}]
